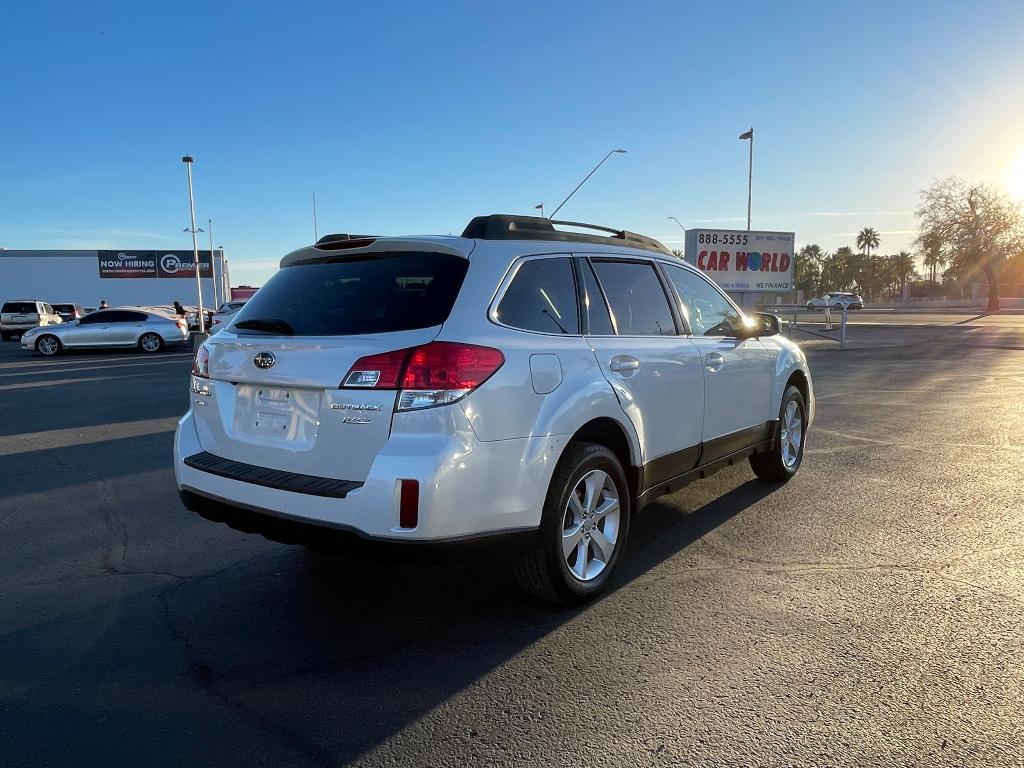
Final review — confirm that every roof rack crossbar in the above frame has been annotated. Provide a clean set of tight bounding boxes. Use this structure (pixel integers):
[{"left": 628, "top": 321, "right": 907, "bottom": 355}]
[{"left": 461, "top": 214, "right": 671, "bottom": 256}]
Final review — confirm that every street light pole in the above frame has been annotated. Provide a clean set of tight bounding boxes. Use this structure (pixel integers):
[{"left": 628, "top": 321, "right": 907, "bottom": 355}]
[
  {"left": 208, "top": 218, "right": 218, "bottom": 310},
  {"left": 535, "top": 203, "right": 544, "bottom": 218},
  {"left": 548, "top": 149, "right": 626, "bottom": 220},
  {"left": 667, "top": 216, "right": 685, "bottom": 231},
  {"left": 182, "top": 155, "right": 205, "bottom": 333},
  {"left": 739, "top": 128, "right": 754, "bottom": 231}
]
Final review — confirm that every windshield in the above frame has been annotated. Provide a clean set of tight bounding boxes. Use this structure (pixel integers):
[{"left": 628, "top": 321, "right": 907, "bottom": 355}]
[{"left": 231, "top": 251, "right": 468, "bottom": 336}]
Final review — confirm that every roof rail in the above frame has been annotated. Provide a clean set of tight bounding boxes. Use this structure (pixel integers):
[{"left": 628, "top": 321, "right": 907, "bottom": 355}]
[{"left": 461, "top": 214, "right": 671, "bottom": 256}]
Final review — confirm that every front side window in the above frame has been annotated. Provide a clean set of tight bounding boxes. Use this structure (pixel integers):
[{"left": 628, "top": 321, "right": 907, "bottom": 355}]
[
  {"left": 79, "top": 311, "right": 112, "bottom": 325},
  {"left": 663, "top": 265, "right": 744, "bottom": 337},
  {"left": 234, "top": 251, "right": 468, "bottom": 336},
  {"left": 590, "top": 260, "right": 676, "bottom": 336},
  {"left": 495, "top": 258, "right": 579, "bottom": 335}
]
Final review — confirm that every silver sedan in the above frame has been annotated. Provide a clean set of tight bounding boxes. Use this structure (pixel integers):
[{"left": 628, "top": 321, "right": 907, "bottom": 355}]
[{"left": 20, "top": 307, "right": 191, "bottom": 356}]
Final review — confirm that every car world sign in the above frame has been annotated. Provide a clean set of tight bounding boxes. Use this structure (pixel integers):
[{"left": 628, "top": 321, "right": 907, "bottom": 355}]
[
  {"left": 97, "top": 250, "right": 213, "bottom": 279},
  {"left": 683, "top": 229, "right": 795, "bottom": 292}
]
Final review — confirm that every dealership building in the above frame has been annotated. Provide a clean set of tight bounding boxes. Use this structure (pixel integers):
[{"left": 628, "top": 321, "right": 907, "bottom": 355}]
[{"left": 0, "top": 249, "right": 230, "bottom": 310}]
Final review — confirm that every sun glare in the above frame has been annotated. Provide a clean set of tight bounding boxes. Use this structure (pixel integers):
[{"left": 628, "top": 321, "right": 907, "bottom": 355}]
[{"left": 1006, "top": 149, "right": 1024, "bottom": 200}]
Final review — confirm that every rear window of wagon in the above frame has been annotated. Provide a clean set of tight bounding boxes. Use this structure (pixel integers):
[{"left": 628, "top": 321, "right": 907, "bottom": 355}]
[{"left": 232, "top": 252, "right": 469, "bottom": 336}]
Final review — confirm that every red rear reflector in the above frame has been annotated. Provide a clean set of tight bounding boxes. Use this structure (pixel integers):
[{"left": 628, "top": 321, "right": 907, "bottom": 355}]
[
  {"left": 399, "top": 479, "right": 419, "bottom": 529},
  {"left": 314, "top": 237, "right": 377, "bottom": 251}
]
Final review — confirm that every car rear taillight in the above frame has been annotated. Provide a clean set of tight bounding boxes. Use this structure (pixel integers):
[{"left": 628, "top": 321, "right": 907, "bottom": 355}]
[
  {"left": 191, "top": 344, "right": 210, "bottom": 378},
  {"left": 341, "top": 341, "right": 504, "bottom": 411}
]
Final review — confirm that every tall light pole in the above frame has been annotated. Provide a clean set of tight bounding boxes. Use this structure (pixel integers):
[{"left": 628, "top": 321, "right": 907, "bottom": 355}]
[
  {"left": 667, "top": 216, "right": 685, "bottom": 231},
  {"left": 549, "top": 148, "right": 626, "bottom": 219},
  {"left": 208, "top": 218, "right": 219, "bottom": 310},
  {"left": 182, "top": 156, "right": 205, "bottom": 333},
  {"left": 312, "top": 190, "right": 319, "bottom": 241},
  {"left": 739, "top": 128, "right": 753, "bottom": 230}
]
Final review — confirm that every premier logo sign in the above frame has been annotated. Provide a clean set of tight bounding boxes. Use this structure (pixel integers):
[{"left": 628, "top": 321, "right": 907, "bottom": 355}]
[{"left": 97, "top": 250, "right": 214, "bottom": 279}]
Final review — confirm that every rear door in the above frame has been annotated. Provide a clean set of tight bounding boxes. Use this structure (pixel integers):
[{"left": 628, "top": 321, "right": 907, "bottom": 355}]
[
  {"left": 582, "top": 257, "right": 705, "bottom": 484},
  {"left": 661, "top": 264, "right": 774, "bottom": 461},
  {"left": 192, "top": 249, "right": 469, "bottom": 482},
  {"left": 106, "top": 310, "right": 148, "bottom": 344}
]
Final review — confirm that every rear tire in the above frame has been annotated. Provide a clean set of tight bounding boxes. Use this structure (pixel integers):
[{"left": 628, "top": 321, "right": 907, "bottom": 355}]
[
  {"left": 35, "top": 334, "right": 62, "bottom": 356},
  {"left": 0, "top": 331, "right": 10, "bottom": 341},
  {"left": 833, "top": 302, "right": 843, "bottom": 310},
  {"left": 139, "top": 332, "right": 163, "bottom": 353},
  {"left": 512, "top": 442, "right": 631, "bottom": 605},
  {"left": 750, "top": 385, "right": 806, "bottom": 482}
]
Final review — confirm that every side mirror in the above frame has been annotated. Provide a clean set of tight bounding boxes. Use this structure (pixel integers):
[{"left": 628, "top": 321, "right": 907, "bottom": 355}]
[{"left": 737, "top": 312, "right": 780, "bottom": 338}]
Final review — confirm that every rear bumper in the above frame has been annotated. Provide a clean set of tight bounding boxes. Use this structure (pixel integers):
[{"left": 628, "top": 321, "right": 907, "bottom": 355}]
[
  {"left": 178, "top": 488, "right": 537, "bottom": 560},
  {"left": 174, "top": 408, "right": 564, "bottom": 543}
]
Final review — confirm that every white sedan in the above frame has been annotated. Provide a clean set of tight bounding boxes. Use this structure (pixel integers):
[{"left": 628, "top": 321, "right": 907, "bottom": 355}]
[
  {"left": 806, "top": 292, "right": 864, "bottom": 310},
  {"left": 208, "top": 300, "right": 247, "bottom": 334},
  {"left": 20, "top": 307, "right": 190, "bottom": 355}
]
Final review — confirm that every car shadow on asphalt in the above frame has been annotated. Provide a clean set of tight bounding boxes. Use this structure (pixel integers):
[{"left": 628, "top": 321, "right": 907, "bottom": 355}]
[{"left": 145, "top": 477, "right": 778, "bottom": 765}]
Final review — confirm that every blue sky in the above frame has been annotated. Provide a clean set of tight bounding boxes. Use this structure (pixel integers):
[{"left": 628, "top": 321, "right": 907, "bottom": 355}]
[{"left": 2, "top": 0, "right": 1023, "bottom": 285}]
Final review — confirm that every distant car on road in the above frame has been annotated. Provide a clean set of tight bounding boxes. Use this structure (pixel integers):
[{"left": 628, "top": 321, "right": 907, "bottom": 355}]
[
  {"left": 50, "top": 303, "right": 86, "bottom": 323},
  {"left": 1, "top": 300, "right": 63, "bottom": 341},
  {"left": 20, "top": 307, "right": 190, "bottom": 356},
  {"left": 209, "top": 300, "right": 247, "bottom": 334},
  {"left": 806, "top": 292, "right": 864, "bottom": 310}
]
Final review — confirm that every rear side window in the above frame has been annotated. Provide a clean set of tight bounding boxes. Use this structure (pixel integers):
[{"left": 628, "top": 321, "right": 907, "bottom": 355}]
[
  {"left": 2, "top": 302, "right": 37, "bottom": 314},
  {"left": 495, "top": 258, "right": 579, "bottom": 335},
  {"left": 591, "top": 260, "right": 676, "bottom": 336},
  {"left": 234, "top": 252, "right": 468, "bottom": 336}
]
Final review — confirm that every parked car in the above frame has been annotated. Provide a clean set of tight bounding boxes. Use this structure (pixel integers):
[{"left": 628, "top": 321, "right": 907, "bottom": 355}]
[
  {"left": 50, "top": 303, "right": 86, "bottom": 323},
  {"left": 1, "top": 300, "right": 63, "bottom": 341},
  {"left": 176, "top": 215, "right": 814, "bottom": 604},
  {"left": 209, "top": 300, "right": 247, "bottom": 334},
  {"left": 20, "top": 307, "right": 190, "bottom": 355},
  {"left": 806, "top": 292, "right": 864, "bottom": 310}
]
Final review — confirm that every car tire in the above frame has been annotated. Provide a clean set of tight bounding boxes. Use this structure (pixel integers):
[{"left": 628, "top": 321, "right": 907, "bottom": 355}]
[
  {"left": 0, "top": 331, "right": 10, "bottom": 342},
  {"left": 512, "top": 441, "right": 631, "bottom": 605},
  {"left": 750, "top": 385, "right": 807, "bottom": 483},
  {"left": 139, "top": 332, "right": 164, "bottom": 353},
  {"left": 35, "top": 334, "right": 62, "bottom": 356},
  {"left": 833, "top": 302, "right": 843, "bottom": 310}
]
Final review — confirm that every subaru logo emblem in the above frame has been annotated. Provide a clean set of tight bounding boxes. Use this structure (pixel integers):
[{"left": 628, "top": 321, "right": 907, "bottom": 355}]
[{"left": 253, "top": 352, "right": 276, "bottom": 369}]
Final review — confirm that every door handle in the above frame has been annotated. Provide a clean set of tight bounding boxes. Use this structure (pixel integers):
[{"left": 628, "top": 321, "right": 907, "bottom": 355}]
[
  {"left": 704, "top": 352, "right": 725, "bottom": 372},
  {"left": 609, "top": 355, "right": 640, "bottom": 374}
]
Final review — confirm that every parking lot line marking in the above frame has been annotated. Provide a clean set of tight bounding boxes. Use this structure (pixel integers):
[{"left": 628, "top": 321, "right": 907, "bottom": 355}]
[
  {"left": 0, "top": 372, "right": 158, "bottom": 391},
  {"left": 0, "top": 417, "right": 178, "bottom": 457},
  {"left": 0, "top": 357, "right": 193, "bottom": 378}
]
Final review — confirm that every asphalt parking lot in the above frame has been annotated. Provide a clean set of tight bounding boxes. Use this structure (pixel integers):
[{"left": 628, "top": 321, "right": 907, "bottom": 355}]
[{"left": 1, "top": 320, "right": 1023, "bottom": 768}]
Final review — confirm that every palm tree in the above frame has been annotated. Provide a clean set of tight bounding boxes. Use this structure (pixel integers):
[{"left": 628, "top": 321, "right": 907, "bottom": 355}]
[
  {"left": 856, "top": 227, "right": 881, "bottom": 257},
  {"left": 920, "top": 232, "right": 946, "bottom": 292},
  {"left": 892, "top": 251, "right": 916, "bottom": 298}
]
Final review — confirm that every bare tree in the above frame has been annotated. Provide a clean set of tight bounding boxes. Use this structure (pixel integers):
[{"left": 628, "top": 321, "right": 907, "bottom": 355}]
[{"left": 916, "top": 177, "right": 1024, "bottom": 311}]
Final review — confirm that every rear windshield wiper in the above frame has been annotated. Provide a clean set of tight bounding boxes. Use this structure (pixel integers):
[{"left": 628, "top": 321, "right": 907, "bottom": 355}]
[{"left": 233, "top": 318, "right": 296, "bottom": 335}]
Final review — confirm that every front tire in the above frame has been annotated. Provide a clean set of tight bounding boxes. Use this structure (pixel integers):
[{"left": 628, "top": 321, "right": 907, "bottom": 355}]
[
  {"left": 0, "top": 331, "right": 10, "bottom": 341},
  {"left": 36, "top": 334, "right": 62, "bottom": 356},
  {"left": 513, "top": 442, "right": 631, "bottom": 605},
  {"left": 750, "top": 385, "right": 807, "bottom": 482},
  {"left": 833, "top": 302, "right": 843, "bottom": 310},
  {"left": 139, "top": 332, "right": 163, "bottom": 353}
]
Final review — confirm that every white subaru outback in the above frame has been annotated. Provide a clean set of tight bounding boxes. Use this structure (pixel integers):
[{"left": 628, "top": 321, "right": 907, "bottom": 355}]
[{"left": 175, "top": 215, "right": 813, "bottom": 604}]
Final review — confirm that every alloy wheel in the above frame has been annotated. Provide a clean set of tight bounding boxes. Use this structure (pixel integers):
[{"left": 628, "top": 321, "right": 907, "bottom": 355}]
[
  {"left": 37, "top": 336, "right": 59, "bottom": 356},
  {"left": 140, "top": 333, "right": 162, "bottom": 353},
  {"left": 562, "top": 469, "right": 621, "bottom": 582},
  {"left": 779, "top": 399, "right": 803, "bottom": 468}
]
